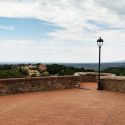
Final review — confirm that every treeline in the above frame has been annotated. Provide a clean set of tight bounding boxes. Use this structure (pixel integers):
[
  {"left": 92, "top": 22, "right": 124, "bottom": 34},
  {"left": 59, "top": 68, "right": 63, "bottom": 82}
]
[
  {"left": 0, "top": 64, "right": 95, "bottom": 78},
  {"left": 0, "top": 64, "right": 125, "bottom": 78},
  {"left": 103, "top": 67, "right": 125, "bottom": 76},
  {"left": 0, "top": 64, "right": 26, "bottom": 78},
  {"left": 39, "top": 65, "right": 125, "bottom": 76},
  {"left": 46, "top": 64, "right": 94, "bottom": 75}
]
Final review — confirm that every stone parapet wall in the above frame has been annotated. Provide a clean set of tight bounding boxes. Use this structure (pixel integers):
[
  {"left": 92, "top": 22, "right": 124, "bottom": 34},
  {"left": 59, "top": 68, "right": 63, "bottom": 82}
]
[
  {"left": 74, "top": 72, "right": 116, "bottom": 82},
  {"left": 100, "top": 76, "right": 125, "bottom": 93},
  {"left": 0, "top": 72, "right": 115, "bottom": 95},
  {"left": 0, "top": 76, "right": 80, "bottom": 95}
]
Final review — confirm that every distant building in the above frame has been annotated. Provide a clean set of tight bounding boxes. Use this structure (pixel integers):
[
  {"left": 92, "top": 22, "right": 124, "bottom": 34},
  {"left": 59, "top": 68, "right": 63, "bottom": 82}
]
[
  {"left": 39, "top": 64, "right": 47, "bottom": 72},
  {"left": 23, "top": 64, "right": 48, "bottom": 77}
]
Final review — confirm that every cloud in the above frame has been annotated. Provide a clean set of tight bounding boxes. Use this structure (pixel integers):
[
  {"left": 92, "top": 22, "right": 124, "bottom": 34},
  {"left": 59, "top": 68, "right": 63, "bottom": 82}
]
[
  {"left": 94, "top": 0, "right": 125, "bottom": 18},
  {"left": 0, "top": 0, "right": 125, "bottom": 62},
  {"left": 0, "top": 25, "right": 16, "bottom": 31},
  {"left": 0, "top": 0, "right": 123, "bottom": 33},
  {"left": 0, "top": 39, "right": 98, "bottom": 63},
  {"left": 0, "top": 36, "right": 124, "bottom": 63}
]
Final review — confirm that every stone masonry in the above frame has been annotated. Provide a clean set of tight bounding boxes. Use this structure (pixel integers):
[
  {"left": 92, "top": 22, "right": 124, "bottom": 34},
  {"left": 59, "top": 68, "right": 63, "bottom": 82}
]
[{"left": 0, "top": 72, "right": 118, "bottom": 95}]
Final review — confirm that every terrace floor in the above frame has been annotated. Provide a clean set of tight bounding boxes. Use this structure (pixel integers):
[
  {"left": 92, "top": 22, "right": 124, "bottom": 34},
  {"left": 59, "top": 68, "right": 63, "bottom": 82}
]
[{"left": 0, "top": 82, "right": 125, "bottom": 125}]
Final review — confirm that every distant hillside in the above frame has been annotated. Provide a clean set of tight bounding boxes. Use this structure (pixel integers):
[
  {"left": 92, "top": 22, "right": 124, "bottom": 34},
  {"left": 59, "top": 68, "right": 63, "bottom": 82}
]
[
  {"left": 1, "top": 62, "right": 125, "bottom": 71},
  {"left": 59, "top": 62, "right": 125, "bottom": 71}
]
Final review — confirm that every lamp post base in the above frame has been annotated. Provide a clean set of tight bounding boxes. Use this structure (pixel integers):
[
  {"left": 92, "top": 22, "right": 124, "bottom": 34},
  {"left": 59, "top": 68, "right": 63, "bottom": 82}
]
[
  {"left": 97, "top": 82, "right": 102, "bottom": 90},
  {"left": 97, "top": 87, "right": 101, "bottom": 90}
]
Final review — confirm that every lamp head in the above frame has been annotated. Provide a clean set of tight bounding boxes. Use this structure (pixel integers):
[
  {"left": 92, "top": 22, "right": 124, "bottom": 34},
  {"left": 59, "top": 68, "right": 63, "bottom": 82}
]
[{"left": 97, "top": 37, "right": 104, "bottom": 47}]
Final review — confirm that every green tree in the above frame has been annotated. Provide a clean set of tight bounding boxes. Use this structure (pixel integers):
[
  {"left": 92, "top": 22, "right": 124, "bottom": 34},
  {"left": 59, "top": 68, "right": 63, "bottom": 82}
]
[
  {"left": 0, "top": 69, "right": 24, "bottom": 78},
  {"left": 103, "top": 67, "right": 125, "bottom": 76}
]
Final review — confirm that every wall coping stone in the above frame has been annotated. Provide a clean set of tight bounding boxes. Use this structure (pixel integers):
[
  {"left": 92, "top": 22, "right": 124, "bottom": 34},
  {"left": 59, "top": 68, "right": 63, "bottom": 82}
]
[
  {"left": 0, "top": 75, "right": 79, "bottom": 83},
  {"left": 101, "top": 76, "right": 125, "bottom": 80},
  {"left": 74, "top": 72, "right": 115, "bottom": 76}
]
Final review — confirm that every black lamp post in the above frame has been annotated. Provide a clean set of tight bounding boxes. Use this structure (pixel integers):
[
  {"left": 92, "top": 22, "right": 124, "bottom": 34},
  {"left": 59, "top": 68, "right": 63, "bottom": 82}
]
[{"left": 97, "top": 37, "right": 104, "bottom": 90}]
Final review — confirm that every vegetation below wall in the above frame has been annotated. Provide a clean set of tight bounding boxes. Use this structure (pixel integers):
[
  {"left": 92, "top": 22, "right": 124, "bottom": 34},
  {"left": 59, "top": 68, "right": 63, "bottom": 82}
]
[
  {"left": 0, "top": 69, "right": 25, "bottom": 78},
  {"left": 0, "top": 64, "right": 125, "bottom": 78},
  {"left": 0, "top": 64, "right": 95, "bottom": 78},
  {"left": 46, "top": 65, "right": 125, "bottom": 76},
  {"left": 46, "top": 64, "right": 94, "bottom": 75},
  {"left": 0, "top": 65, "right": 26, "bottom": 78},
  {"left": 103, "top": 67, "right": 125, "bottom": 76}
]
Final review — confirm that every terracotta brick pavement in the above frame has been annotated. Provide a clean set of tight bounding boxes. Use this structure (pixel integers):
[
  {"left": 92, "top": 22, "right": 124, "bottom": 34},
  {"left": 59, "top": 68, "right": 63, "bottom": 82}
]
[{"left": 0, "top": 82, "right": 125, "bottom": 125}]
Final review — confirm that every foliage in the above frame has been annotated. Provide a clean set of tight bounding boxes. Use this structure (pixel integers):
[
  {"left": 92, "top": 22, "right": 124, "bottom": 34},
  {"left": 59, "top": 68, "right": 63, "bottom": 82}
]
[
  {"left": 0, "top": 64, "right": 28, "bottom": 78},
  {"left": 0, "top": 69, "right": 24, "bottom": 78},
  {"left": 0, "top": 65, "right": 12, "bottom": 70},
  {"left": 42, "top": 71, "right": 49, "bottom": 76},
  {"left": 46, "top": 64, "right": 65, "bottom": 75},
  {"left": 0, "top": 64, "right": 96, "bottom": 78},
  {"left": 18, "top": 68, "right": 28, "bottom": 76},
  {"left": 46, "top": 64, "right": 87, "bottom": 75},
  {"left": 0, "top": 64, "right": 125, "bottom": 78},
  {"left": 103, "top": 67, "right": 125, "bottom": 76},
  {"left": 30, "top": 74, "right": 37, "bottom": 77},
  {"left": 86, "top": 69, "right": 95, "bottom": 72}
]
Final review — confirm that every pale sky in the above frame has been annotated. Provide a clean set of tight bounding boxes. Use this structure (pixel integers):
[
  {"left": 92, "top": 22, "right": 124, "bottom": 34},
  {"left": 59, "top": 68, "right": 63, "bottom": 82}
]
[{"left": 0, "top": 0, "right": 125, "bottom": 63}]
